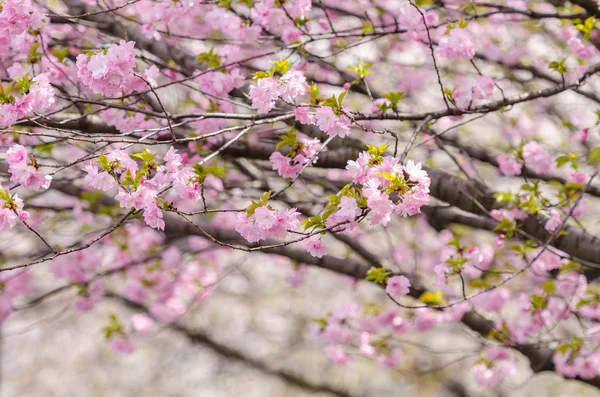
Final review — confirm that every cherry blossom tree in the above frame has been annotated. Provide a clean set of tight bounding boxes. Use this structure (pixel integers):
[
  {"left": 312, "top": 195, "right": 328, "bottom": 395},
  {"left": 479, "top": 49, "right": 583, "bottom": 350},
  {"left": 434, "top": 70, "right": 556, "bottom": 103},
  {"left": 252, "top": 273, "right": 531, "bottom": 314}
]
[{"left": 4, "top": 0, "right": 600, "bottom": 394}]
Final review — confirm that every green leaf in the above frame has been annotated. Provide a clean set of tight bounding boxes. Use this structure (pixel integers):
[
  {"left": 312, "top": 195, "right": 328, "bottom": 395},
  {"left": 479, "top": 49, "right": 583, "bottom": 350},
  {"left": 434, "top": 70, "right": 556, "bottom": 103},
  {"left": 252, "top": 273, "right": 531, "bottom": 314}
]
[
  {"left": 542, "top": 280, "right": 556, "bottom": 294},
  {"left": 360, "top": 21, "right": 374, "bottom": 35},
  {"left": 588, "top": 147, "right": 600, "bottom": 166},
  {"left": 197, "top": 48, "right": 222, "bottom": 68},
  {"left": 365, "top": 266, "right": 391, "bottom": 284},
  {"left": 131, "top": 149, "right": 157, "bottom": 164}
]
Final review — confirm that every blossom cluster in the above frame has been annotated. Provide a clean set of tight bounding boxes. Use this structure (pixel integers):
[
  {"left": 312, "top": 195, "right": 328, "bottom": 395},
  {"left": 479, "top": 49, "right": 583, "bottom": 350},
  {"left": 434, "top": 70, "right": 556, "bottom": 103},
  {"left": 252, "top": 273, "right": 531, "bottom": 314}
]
[
  {"left": 293, "top": 106, "right": 352, "bottom": 138},
  {"left": 270, "top": 133, "right": 322, "bottom": 178},
  {"left": 0, "top": 0, "right": 43, "bottom": 52},
  {"left": 43, "top": 229, "right": 220, "bottom": 354},
  {"left": 312, "top": 302, "right": 466, "bottom": 368},
  {"left": 6, "top": 144, "right": 52, "bottom": 190},
  {"left": 346, "top": 149, "right": 430, "bottom": 226},
  {"left": 82, "top": 146, "right": 197, "bottom": 230},
  {"left": 249, "top": 70, "right": 307, "bottom": 113},
  {"left": 76, "top": 41, "right": 137, "bottom": 97},
  {"left": 0, "top": 73, "right": 56, "bottom": 127},
  {"left": 235, "top": 205, "right": 301, "bottom": 243},
  {"left": 0, "top": 184, "right": 29, "bottom": 230},
  {"left": 471, "top": 348, "right": 516, "bottom": 387}
]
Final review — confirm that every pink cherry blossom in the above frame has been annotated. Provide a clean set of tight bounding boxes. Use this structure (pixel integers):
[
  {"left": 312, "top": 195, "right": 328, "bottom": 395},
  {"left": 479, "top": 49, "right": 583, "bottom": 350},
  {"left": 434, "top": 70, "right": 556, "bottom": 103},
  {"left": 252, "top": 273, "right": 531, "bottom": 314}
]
[
  {"left": 438, "top": 28, "right": 476, "bottom": 59},
  {"left": 385, "top": 275, "right": 411, "bottom": 298},
  {"left": 497, "top": 154, "right": 522, "bottom": 176},
  {"left": 307, "top": 239, "right": 328, "bottom": 258},
  {"left": 522, "top": 141, "right": 553, "bottom": 174}
]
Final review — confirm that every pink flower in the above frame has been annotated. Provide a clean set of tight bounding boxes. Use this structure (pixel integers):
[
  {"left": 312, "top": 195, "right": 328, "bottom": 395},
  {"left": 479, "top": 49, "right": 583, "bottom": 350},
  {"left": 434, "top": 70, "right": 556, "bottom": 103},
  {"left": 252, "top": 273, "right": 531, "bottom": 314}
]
[
  {"left": 143, "top": 202, "right": 165, "bottom": 230},
  {"left": 270, "top": 152, "right": 301, "bottom": 178},
  {"left": 251, "top": 206, "right": 278, "bottom": 229},
  {"left": 235, "top": 206, "right": 299, "bottom": 243},
  {"left": 364, "top": 180, "right": 394, "bottom": 226},
  {"left": 325, "top": 345, "right": 350, "bottom": 365},
  {"left": 337, "top": 196, "right": 361, "bottom": 220},
  {"left": 235, "top": 213, "right": 267, "bottom": 243},
  {"left": 6, "top": 144, "right": 28, "bottom": 165},
  {"left": 570, "top": 170, "right": 587, "bottom": 184},
  {"left": 109, "top": 336, "right": 136, "bottom": 354},
  {"left": 472, "top": 347, "right": 516, "bottom": 387},
  {"left": 568, "top": 37, "right": 595, "bottom": 58},
  {"left": 544, "top": 208, "right": 561, "bottom": 232},
  {"left": 9, "top": 162, "right": 52, "bottom": 190},
  {"left": 280, "top": 70, "right": 306, "bottom": 101},
  {"left": 522, "top": 141, "right": 553, "bottom": 174},
  {"left": 472, "top": 75, "right": 495, "bottom": 100},
  {"left": 403, "top": 160, "right": 428, "bottom": 184},
  {"left": 163, "top": 146, "right": 182, "bottom": 174},
  {"left": 149, "top": 297, "right": 186, "bottom": 324},
  {"left": 496, "top": 154, "right": 522, "bottom": 176},
  {"left": 315, "top": 107, "right": 338, "bottom": 132},
  {"left": 83, "top": 164, "right": 114, "bottom": 191},
  {"left": 76, "top": 41, "right": 136, "bottom": 96},
  {"left": 249, "top": 77, "right": 282, "bottom": 114},
  {"left": 6, "top": 144, "right": 52, "bottom": 190},
  {"left": 576, "top": 353, "right": 600, "bottom": 379},
  {"left": 472, "top": 288, "right": 510, "bottom": 312},
  {"left": 294, "top": 107, "right": 314, "bottom": 124},
  {"left": 385, "top": 275, "right": 411, "bottom": 298},
  {"left": 371, "top": 98, "right": 392, "bottom": 113},
  {"left": 315, "top": 107, "right": 351, "bottom": 138},
  {"left": 307, "top": 239, "right": 328, "bottom": 258},
  {"left": 287, "top": 0, "right": 311, "bottom": 18},
  {"left": 553, "top": 350, "right": 579, "bottom": 378},
  {"left": 438, "top": 28, "right": 476, "bottom": 59},
  {"left": 322, "top": 324, "right": 352, "bottom": 344},
  {"left": 131, "top": 313, "right": 154, "bottom": 336}
]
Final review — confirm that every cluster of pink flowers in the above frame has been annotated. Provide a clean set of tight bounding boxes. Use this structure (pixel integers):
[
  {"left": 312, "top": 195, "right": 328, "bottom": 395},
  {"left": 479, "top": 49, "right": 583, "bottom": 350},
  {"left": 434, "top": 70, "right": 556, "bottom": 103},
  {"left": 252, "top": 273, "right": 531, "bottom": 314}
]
[
  {"left": 6, "top": 144, "right": 52, "bottom": 190},
  {"left": 553, "top": 349, "right": 600, "bottom": 379},
  {"left": 471, "top": 348, "right": 516, "bottom": 387},
  {"left": 452, "top": 75, "right": 496, "bottom": 109},
  {"left": 100, "top": 108, "right": 161, "bottom": 135},
  {"left": 568, "top": 37, "right": 596, "bottom": 58},
  {"left": 385, "top": 275, "right": 411, "bottom": 298},
  {"left": 522, "top": 141, "right": 553, "bottom": 174},
  {"left": 324, "top": 195, "right": 362, "bottom": 232},
  {"left": 496, "top": 153, "right": 523, "bottom": 176},
  {"left": 313, "top": 301, "right": 467, "bottom": 367},
  {"left": 0, "top": 73, "right": 56, "bottom": 127},
  {"left": 270, "top": 135, "right": 322, "bottom": 178},
  {"left": 346, "top": 152, "right": 430, "bottom": 226},
  {"left": 196, "top": 66, "right": 245, "bottom": 97},
  {"left": 438, "top": 28, "right": 477, "bottom": 59},
  {"left": 293, "top": 106, "right": 352, "bottom": 138},
  {"left": 314, "top": 107, "right": 352, "bottom": 138},
  {"left": 0, "top": 187, "right": 29, "bottom": 230},
  {"left": 76, "top": 41, "right": 137, "bottom": 96},
  {"left": 83, "top": 147, "right": 185, "bottom": 231},
  {"left": 249, "top": 70, "right": 307, "bottom": 113},
  {"left": 250, "top": 0, "right": 311, "bottom": 42},
  {"left": 0, "top": 0, "right": 43, "bottom": 48},
  {"left": 234, "top": 206, "right": 301, "bottom": 243}
]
